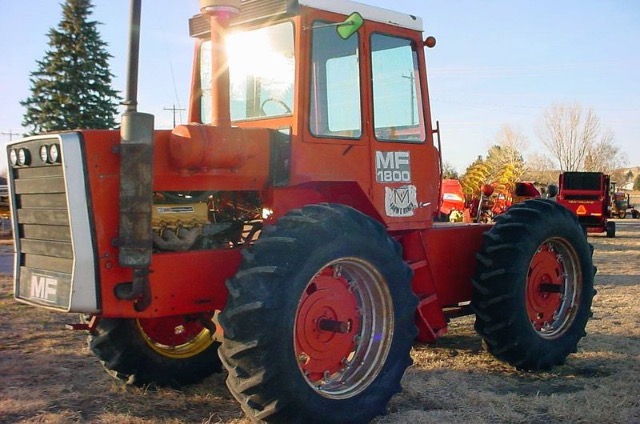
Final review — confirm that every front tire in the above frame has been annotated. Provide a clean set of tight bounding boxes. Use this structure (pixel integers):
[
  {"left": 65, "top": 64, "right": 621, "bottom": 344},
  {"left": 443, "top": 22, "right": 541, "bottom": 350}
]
[
  {"left": 219, "top": 204, "right": 417, "bottom": 423},
  {"left": 472, "top": 199, "right": 595, "bottom": 371},
  {"left": 89, "top": 314, "right": 222, "bottom": 387}
]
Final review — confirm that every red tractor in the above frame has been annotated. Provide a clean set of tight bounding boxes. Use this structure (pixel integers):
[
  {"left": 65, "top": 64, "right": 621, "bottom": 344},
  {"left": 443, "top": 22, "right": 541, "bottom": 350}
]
[
  {"left": 440, "top": 179, "right": 466, "bottom": 221},
  {"left": 557, "top": 171, "right": 615, "bottom": 237},
  {"left": 609, "top": 182, "right": 640, "bottom": 219},
  {"left": 7, "top": 1, "right": 595, "bottom": 422}
]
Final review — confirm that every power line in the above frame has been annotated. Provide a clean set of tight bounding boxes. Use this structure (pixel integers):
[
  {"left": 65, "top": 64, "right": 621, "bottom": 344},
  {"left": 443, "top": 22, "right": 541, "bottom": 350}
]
[
  {"left": 163, "top": 105, "right": 186, "bottom": 128},
  {"left": 0, "top": 131, "right": 20, "bottom": 141}
]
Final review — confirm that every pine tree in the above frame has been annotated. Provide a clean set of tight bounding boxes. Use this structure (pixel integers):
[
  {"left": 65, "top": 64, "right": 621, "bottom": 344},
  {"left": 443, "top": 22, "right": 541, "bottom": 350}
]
[{"left": 21, "top": 0, "right": 120, "bottom": 134}]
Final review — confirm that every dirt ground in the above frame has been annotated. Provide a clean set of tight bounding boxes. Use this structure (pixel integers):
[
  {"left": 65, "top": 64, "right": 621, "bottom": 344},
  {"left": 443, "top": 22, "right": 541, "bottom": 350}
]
[{"left": 1, "top": 220, "right": 639, "bottom": 423}]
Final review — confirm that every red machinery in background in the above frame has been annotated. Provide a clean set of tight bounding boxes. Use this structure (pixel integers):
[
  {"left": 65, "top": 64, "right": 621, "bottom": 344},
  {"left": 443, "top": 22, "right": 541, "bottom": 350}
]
[{"left": 557, "top": 171, "right": 615, "bottom": 237}]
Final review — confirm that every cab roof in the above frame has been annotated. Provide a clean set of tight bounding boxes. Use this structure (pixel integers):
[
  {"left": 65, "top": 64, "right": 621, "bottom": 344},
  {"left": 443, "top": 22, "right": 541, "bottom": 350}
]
[
  {"left": 300, "top": 0, "right": 423, "bottom": 31},
  {"left": 190, "top": 0, "right": 423, "bottom": 38}
]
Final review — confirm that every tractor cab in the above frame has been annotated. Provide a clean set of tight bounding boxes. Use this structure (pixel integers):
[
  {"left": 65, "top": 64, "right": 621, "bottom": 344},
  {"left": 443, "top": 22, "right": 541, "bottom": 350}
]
[{"left": 179, "top": 0, "right": 441, "bottom": 228}]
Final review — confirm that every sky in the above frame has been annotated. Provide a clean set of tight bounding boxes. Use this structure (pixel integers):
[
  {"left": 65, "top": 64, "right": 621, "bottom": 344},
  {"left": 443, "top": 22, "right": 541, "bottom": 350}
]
[{"left": 0, "top": 0, "right": 639, "bottom": 174}]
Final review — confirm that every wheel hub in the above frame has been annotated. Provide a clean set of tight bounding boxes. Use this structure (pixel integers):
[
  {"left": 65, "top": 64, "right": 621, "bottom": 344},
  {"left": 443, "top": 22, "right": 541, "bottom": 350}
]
[
  {"left": 137, "top": 314, "right": 215, "bottom": 359},
  {"left": 526, "top": 240, "right": 579, "bottom": 338},
  {"left": 293, "top": 258, "right": 393, "bottom": 399},
  {"left": 295, "top": 268, "right": 360, "bottom": 378}
]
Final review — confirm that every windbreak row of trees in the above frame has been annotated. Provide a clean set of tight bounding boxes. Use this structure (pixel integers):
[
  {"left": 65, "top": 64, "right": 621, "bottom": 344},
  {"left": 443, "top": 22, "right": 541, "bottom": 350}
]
[{"left": 449, "top": 103, "right": 632, "bottom": 199}]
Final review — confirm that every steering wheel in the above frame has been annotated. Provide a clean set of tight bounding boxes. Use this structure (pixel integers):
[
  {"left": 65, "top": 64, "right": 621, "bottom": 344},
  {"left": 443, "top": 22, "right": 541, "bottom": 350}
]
[{"left": 260, "top": 98, "right": 292, "bottom": 116}]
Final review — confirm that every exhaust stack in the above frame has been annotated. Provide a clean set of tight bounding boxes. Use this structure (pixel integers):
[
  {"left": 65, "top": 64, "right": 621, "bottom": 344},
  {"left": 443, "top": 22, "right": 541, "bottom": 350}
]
[
  {"left": 117, "top": 0, "right": 155, "bottom": 311},
  {"left": 199, "top": 0, "right": 241, "bottom": 127}
]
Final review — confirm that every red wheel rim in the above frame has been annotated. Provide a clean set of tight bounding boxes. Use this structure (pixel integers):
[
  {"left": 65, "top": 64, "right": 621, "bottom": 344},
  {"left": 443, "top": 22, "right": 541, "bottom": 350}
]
[
  {"left": 526, "top": 239, "right": 581, "bottom": 338},
  {"left": 294, "top": 258, "right": 393, "bottom": 399}
]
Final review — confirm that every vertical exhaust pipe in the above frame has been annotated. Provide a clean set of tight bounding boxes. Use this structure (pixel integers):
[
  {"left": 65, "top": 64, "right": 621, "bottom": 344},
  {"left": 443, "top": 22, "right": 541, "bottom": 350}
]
[
  {"left": 199, "top": 0, "right": 241, "bottom": 127},
  {"left": 117, "top": 0, "right": 155, "bottom": 311}
]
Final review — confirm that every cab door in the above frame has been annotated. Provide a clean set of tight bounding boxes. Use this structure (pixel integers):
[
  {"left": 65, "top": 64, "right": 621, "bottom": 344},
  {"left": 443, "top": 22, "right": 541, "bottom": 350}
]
[{"left": 363, "top": 24, "right": 440, "bottom": 230}]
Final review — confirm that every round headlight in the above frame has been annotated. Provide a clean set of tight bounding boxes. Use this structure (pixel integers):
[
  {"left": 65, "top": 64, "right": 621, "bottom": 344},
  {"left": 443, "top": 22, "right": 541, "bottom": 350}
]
[
  {"left": 9, "top": 149, "right": 18, "bottom": 166},
  {"left": 18, "top": 148, "right": 31, "bottom": 166},
  {"left": 40, "top": 145, "right": 49, "bottom": 162},
  {"left": 49, "top": 144, "right": 60, "bottom": 163}
]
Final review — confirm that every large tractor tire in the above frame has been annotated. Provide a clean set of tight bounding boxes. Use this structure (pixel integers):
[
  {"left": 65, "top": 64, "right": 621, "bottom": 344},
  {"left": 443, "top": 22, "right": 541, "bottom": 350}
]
[
  {"left": 89, "top": 314, "right": 222, "bottom": 387},
  {"left": 219, "top": 204, "right": 417, "bottom": 423},
  {"left": 472, "top": 199, "right": 596, "bottom": 371}
]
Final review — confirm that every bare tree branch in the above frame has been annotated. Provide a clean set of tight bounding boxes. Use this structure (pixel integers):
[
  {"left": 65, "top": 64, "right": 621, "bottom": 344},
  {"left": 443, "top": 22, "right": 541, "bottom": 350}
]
[{"left": 535, "top": 103, "right": 624, "bottom": 172}]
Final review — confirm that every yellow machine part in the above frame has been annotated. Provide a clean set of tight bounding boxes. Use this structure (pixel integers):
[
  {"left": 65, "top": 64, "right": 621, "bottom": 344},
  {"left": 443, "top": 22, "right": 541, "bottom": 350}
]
[{"left": 152, "top": 202, "right": 209, "bottom": 229}]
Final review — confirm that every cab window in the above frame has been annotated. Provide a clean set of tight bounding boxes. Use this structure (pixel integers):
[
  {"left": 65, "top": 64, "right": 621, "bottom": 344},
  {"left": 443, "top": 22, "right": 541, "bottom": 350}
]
[
  {"left": 200, "top": 21, "right": 295, "bottom": 123},
  {"left": 309, "top": 21, "right": 361, "bottom": 139},
  {"left": 371, "top": 33, "right": 425, "bottom": 142}
]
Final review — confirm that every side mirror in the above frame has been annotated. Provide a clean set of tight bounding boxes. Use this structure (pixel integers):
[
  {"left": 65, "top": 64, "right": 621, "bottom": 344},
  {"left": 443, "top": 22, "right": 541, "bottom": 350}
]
[{"left": 337, "top": 12, "right": 364, "bottom": 39}]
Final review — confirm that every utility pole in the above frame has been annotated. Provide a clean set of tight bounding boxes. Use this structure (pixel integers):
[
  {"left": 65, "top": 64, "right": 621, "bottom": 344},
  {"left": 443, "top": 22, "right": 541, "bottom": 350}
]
[
  {"left": 163, "top": 104, "right": 185, "bottom": 128},
  {"left": 401, "top": 73, "right": 416, "bottom": 125},
  {"left": 0, "top": 130, "right": 20, "bottom": 141}
]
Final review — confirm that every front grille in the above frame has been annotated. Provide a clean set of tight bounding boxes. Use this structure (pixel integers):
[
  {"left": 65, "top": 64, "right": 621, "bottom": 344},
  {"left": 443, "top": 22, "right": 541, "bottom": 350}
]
[
  {"left": 9, "top": 138, "right": 74, "bottom": 309},
  {"left": 14, "top": 165, "right": 73, "bottom": 271},
  {"left": 8, "top": 133, "right": 101, "bottom": 313},
  {"left": 562, "top": 172, "right": 603, "bottom": 191}
]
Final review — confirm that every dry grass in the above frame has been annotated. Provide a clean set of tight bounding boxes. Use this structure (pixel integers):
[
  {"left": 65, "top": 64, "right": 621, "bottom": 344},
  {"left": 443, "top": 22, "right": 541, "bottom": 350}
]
[{"left": 1, "top": 220, "right": 639, "bottom": 423}]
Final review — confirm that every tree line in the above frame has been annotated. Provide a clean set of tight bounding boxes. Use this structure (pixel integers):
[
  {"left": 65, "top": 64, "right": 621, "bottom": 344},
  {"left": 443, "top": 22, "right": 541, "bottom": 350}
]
[{"left": 444, "top": 104, "right": 636, "bottom": 198}]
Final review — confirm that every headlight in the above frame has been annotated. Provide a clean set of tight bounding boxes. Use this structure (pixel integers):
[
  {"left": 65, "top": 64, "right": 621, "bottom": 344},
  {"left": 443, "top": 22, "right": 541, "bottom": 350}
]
[
  {"left": 17, "top": 148, "right": 31, "bottom": 166},
  {"left": 49, "top": 144, "right": 60, "bottom": 163},
  {"left": 40, "top": 145, "right": 49, "bottom": 162},
  {"left": 9, "top": 149, "right": 18, "bottom": 166},
  {"left": 39, "top": 144, "right": 61, "bottom": 163}
]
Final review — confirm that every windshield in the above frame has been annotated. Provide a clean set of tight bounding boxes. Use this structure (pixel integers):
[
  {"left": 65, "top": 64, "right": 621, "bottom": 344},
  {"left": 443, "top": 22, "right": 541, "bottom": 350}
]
[{"left": 200, "top": 21, "right": 295, "bottom": 123}]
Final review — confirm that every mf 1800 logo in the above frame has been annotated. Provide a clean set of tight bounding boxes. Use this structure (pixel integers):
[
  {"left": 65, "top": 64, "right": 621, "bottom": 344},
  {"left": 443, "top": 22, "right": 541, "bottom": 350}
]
[
  {"left": 375, "top": 151, "right": 411, "bottom": 183},
  {"left": 30, "top": 274, "right": 58, "bottom": 303}
]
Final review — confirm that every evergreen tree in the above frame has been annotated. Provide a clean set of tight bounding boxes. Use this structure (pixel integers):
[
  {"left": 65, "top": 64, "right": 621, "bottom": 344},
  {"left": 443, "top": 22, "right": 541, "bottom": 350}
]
[
  {"left": 21, "top": 0, "right": 120, "bottom": 134},
  {"left": 634, "top": 174, "right": 640, "bottom": 191}
]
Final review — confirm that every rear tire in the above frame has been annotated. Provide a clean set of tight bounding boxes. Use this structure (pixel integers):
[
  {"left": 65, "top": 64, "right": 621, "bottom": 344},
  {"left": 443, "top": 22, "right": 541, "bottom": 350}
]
[
  {"left": 472, "top": 199, "right": 595, "bottom": 371},
  {"left": 219, "top": 204, "right": 417, "bottom": 423},
  {"left": 606, "top": 221, "right": 615, "bottom": 238},
  {"left": 89, "top": 315, "right": 222, "bottom": 387}
]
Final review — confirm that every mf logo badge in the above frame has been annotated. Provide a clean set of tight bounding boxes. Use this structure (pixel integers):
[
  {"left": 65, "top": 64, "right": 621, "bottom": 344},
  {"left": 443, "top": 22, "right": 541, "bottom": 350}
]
[
  {"left": 385, "top": 185, "right": 418, "bottom": 217},
  {"left": 30, "top": 274, "right": 58, "bottom": 303},
  {"left": 375, "top": 151, "right": 411, "bottom": 183}
]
